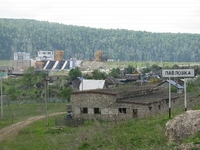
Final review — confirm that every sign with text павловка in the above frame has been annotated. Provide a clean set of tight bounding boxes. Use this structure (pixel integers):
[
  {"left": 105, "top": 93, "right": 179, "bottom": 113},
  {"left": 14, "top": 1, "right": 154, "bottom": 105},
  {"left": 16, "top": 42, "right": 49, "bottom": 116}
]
[{"left": 162, "top": 69, "right": 194, "bottom": 78}]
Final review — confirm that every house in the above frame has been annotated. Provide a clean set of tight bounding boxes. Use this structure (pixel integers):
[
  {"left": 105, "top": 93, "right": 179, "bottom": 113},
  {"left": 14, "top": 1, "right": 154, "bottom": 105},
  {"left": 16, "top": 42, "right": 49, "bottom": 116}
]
[
  {"left": 0, "top": 66, "right": 13, "bottom": 75},
  {"left": 157, "top": 79, "right": 184, "bottom": 93},
  {"left": 178, "top": 78, "right": 193, "bottom": 86},
  {"left": 105, "top": 76, "right": 123, "bottom": 88},
  {"left": 69, "top": 85, "right": 184, "bottom": 121},
  {"left": 133, "top": 69, "right": 142, "bottom": 75},
  {"left": 124, "top": 74, "right": 140, "bottom": 81},
  {"left": 13, "top": 52, "right": 31, "bottom": 70},
  {"left": 79, "top": 79, "right": 105, "bottom": 91},
  {"left": 149, "top": 75, "right": 162, "bottom": 84},
  {"left": 67, "top": 78, "right": 81, "bottom": 91},
  {"left": 67, "top": 77, "right": 106, "bottom": 91}
]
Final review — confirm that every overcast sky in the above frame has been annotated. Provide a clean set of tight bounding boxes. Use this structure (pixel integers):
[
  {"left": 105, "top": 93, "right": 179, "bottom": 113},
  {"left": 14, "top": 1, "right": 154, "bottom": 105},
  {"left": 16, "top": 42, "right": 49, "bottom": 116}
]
[{"left": 1, "top": 0, "right": 200, "bottom": 34}]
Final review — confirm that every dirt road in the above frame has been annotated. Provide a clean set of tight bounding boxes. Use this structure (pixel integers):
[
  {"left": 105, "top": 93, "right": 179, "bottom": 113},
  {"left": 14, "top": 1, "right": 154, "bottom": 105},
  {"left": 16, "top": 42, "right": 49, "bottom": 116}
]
[{"left": 0, "top": 112, "right": 66, "bottom": 142}]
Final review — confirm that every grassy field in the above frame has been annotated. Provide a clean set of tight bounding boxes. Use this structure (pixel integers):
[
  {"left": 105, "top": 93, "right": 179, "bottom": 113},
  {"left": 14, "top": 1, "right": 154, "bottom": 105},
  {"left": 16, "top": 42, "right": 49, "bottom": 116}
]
[
  {"left": 82, "top": 60, "right": 200, "bottom": 70},
  {"left": 0, "top": 101, "right": 199, "bottom": 150},
  {"left": 0, "top": 60, "right": 14, "bottom": 66},
  {"left": 0, "top": 102, "right": 67, "bottom": 129},
  {"left": 0, "top": 59, "right": 199, "bottom": 69},
  {"left": 0, "top": 115, "right": 168, "bottom": 150}
]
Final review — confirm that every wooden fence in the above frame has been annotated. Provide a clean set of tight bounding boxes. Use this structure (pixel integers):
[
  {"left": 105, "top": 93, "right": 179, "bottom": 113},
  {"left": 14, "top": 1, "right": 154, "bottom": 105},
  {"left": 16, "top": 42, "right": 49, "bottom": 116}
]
[{"left": 55, "top": 117, "right": 84, "bottom": 127}]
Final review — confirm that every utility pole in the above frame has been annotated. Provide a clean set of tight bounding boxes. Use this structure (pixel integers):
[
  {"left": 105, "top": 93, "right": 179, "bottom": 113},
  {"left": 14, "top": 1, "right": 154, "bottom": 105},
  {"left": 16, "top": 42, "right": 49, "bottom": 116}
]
[
  {"left": 44, "top": 77, "right": 49, "bottom": 131},
  {"left": 1, "top": 77, "right": 3, "bottom": 119}
]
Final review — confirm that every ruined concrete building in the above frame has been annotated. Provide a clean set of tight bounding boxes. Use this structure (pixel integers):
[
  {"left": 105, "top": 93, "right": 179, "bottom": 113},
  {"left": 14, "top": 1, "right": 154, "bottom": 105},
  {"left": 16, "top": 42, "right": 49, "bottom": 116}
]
[{"left": 69, "top": 85, "right": 186, "bottom": 121}]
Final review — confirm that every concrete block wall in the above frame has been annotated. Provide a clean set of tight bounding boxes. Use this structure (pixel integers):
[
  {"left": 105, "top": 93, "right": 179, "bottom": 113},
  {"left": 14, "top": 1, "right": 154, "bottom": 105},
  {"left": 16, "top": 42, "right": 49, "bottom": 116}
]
[{"left": 70, "top": 88, "right": 199, "bottom": 121}]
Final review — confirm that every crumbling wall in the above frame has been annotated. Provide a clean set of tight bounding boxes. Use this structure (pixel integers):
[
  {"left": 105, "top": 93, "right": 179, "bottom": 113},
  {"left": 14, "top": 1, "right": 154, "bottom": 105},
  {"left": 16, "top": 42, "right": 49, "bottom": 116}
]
[{"left": 70, "top": 87, "right": 186, "bottom": 121}]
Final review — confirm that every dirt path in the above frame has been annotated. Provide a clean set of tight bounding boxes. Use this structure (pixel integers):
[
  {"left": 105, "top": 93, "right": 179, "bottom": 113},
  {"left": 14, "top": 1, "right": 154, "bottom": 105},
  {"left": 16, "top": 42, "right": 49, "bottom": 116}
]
[{"left": 0, "top": 112, "right": 66, "bottom": 142}]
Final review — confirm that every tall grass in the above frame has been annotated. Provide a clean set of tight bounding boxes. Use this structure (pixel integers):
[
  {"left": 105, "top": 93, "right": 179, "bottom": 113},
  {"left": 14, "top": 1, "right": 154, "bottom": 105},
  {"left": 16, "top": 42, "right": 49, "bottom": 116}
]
[
  {"left": 0, "top": 113, "right": 171, "bottom": 150},
  {"left": 1, "top": 97, "right": 200, "bottom": 150},
  {"left": 0, "top": 101, "right": 199, "bottom": 150}
]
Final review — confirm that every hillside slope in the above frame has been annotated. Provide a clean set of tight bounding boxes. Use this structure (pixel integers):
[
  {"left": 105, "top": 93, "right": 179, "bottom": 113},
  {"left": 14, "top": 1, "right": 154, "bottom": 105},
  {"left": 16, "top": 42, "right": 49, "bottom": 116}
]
[{"left": 1, "top": 18, "right": 200, "bottom": 62}]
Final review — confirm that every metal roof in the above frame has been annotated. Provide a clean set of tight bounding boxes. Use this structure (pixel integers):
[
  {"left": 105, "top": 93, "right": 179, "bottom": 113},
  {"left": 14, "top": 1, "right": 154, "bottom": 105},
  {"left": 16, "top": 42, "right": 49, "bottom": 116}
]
[
  {"left": 167, "top": 79, "right": 184, "bottom": 89},
  {"left": 79, "top": 79, "right": 105, "bottom": 91}
]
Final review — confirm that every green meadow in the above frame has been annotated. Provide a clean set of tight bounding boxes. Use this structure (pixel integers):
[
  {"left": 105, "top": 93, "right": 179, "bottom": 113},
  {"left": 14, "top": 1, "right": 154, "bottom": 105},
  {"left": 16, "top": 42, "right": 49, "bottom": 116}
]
[{"left": 0, "top": 101, "right": 199, "bottom": 150}]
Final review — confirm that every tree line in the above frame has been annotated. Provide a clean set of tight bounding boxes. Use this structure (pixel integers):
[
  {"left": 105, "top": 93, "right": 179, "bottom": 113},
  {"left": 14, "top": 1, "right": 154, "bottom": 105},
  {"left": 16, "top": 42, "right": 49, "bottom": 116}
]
[{"left": 0, "top": 18, "right": 200, "bottom": 62}]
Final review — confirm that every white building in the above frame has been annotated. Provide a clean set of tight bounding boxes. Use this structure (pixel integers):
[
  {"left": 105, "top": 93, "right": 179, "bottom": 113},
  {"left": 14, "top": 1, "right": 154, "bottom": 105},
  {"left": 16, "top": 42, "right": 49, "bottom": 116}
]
[
  {"left": 14, "top": 52, "right": 30, "bottom": 60},
  {"left": 13, "top": 52, "right": 31, "bottom": 70},
  {"left": 36, "top": 51, "right": 54, "bottom": 61}
]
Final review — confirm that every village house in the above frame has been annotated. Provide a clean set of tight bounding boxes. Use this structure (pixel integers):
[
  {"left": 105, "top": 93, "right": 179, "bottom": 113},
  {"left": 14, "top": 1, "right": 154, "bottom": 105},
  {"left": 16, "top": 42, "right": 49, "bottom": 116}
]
[
  {"left": 69, "top": 85, "right": 185, "bottom": 121},
  {"left": 79, "top": 79, "right": 105, "bottom": 91},
  {"left": 67, "top": 77, "right": 122, "bottom": 91},
  {"left": 157, "top": 79, "right": 184, "bottom": 93},
  {"left": 177, "top": 78, "right": 193, "bottom": 86},
  {"left": 0, "top": 66, "right": 13, "bottom": 74}
]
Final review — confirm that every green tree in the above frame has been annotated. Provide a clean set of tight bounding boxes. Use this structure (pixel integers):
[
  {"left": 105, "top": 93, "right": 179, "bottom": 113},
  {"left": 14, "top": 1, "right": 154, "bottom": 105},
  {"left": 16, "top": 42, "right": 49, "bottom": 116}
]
[
  {"left": 7, "top": 86, "right": 22, "bottom": 101},
  {"left": 37, "top": 70, "right": 47, "bottom": 82},
  {"left": 22, "top": 67, "right": 37, "bottom": 87},
  {"left": 125, "top": 65, "right": 135, "bottom": 74},
  {"left": 1, "top": 18, "right": 200, "bottom": 61},
  {"left": 172, "top": 64, "right": 179, "bottom": 69},
  {"left": 83, "top": 74, "right": 93, "bottom": 79},
  {"left": 58, "top": 87, "right": 73, "bottom": 102},
  {"left": 109, "top": 68, "right": 120, "bottom": 78},
  {"left": 142, "top": 67, "right": 151, "bottom": 74},
  {"left": 68, "top": 67, "right": 82, "bottom": 80},
  {"left": 194, "top": 65, "right": 200, "bottom": 75},
  {"left": 151, "top": 64, "right": 161, "bottom": 72},
  {"left": 187, "top": 76, "right": 200, "bottom": 93},
  {"left": 92, "top": 69, "right": 106, "bottom": 79}
]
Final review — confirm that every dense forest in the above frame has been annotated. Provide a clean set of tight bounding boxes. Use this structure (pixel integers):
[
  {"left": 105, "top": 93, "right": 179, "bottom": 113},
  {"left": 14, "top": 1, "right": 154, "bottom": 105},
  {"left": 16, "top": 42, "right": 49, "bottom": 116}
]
[{"left": 0, "top": 18, "right": 200, "bottom": 62}]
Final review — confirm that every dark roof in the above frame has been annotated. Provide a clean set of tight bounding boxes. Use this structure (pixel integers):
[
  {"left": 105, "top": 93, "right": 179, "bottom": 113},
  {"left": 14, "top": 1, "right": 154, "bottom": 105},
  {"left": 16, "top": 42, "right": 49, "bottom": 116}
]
[
  {"left": 124, "top": 74, "right": 140, "bottom": 80},
  {"left": 71, "top": 84, "right": 182, "bottom": 105},
  {"left": 72, "top": 85, "right": 160, "bottom": 96},
  {"left": 117, "top": 92, "right": 180, "bottom": 104},
  {"left": 157, "top": 80, "right": 184, "bottom": 89},
  {"left": 68, "top": 78, "right": 81, "bottom": 89},
  {"left": 105, "top": 76, "right": 122, "bottom": 85},
  {"left": 167, "top": 80, "right": 183, "bottom": 89},
  {"left": 0, "top": 66, "right": 13, "bottom": 71}
]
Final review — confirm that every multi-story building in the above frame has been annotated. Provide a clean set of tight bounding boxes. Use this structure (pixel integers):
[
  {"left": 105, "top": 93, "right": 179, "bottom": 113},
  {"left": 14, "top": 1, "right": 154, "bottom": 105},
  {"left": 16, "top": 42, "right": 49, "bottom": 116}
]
[
  {"left": 35, "top": 51, "right": 54, "bottom": 61},
  {"left": 13, "top": 52, "right": 31, "bottom": 70}
]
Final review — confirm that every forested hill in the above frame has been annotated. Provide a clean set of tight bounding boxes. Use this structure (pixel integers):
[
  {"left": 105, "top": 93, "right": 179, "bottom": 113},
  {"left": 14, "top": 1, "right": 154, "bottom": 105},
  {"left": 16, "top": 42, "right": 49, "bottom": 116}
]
[{"left": 0, "top": 18, "right": 200, "bottom": 62}]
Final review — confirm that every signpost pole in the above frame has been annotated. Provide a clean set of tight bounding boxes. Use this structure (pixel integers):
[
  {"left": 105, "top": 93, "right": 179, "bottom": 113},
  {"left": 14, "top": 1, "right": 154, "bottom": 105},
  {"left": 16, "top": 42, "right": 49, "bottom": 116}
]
[
  {"left": 44, "top": 79, "right": 48, "bottom": 131},
  {"left": 184, "top": 78, "right": 187, "bottom": 111},
  {"left": 1, "top": 77, "right": 3, "bottom": 119},
  {"left": 162, "top": 69, "right": 194, "bottom": 117},
  {"left": 169, "top": 77, "right": 171, "bottom": 118},
  {"left": 82, "top": 78, "right": 83, "bottom": 91}
]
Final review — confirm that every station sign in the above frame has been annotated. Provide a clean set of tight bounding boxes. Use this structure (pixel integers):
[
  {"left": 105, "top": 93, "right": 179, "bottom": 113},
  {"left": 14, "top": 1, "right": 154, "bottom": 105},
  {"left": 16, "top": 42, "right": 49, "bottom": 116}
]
[{"left": 162, "top": 69, "right": 194, "bottom": 78}]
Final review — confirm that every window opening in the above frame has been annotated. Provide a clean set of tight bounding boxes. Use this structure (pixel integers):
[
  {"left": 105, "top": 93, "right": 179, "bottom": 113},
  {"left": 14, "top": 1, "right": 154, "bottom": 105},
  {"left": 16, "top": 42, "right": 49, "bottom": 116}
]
[
  {"left": 94, "top": 108, "right": 101, "bottom": 114},
  {"left": 133, "top": 109, "right": 138, "bottom": 118},
  {"left": 119, "top": 108, "right": 126, "bottom": 114},
  {"left": 81, "top": 107, "right": 88, "bottom": 114}
]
